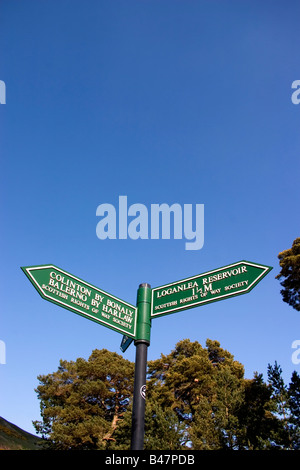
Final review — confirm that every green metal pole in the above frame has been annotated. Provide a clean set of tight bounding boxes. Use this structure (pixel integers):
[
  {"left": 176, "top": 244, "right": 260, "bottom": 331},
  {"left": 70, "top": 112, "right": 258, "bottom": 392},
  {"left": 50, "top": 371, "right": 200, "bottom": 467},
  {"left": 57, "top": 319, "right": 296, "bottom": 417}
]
[{"left": 131, "top": 283, "right": 152, "bottom": 450}]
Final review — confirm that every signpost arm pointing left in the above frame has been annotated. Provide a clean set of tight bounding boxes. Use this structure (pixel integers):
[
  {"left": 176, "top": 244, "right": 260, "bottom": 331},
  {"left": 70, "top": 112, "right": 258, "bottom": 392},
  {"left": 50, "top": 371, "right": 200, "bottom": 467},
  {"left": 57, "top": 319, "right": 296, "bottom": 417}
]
[{"left": 20, "top": 265, "right": 137, "bottom": 339}]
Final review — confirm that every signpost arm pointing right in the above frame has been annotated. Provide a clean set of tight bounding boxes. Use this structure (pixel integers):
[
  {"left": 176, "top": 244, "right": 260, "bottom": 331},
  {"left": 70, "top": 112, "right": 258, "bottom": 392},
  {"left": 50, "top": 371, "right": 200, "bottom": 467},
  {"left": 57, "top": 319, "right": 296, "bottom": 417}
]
[{"left": 131, "top": 283, "right": 152, "bottom": 450}]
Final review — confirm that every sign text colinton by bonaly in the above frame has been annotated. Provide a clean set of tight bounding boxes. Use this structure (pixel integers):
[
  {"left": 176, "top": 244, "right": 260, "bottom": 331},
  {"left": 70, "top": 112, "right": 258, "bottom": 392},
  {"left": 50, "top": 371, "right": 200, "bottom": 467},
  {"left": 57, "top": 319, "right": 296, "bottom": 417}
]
[{"left": 22, "top": 265, "right": 137, "bottom": 338}]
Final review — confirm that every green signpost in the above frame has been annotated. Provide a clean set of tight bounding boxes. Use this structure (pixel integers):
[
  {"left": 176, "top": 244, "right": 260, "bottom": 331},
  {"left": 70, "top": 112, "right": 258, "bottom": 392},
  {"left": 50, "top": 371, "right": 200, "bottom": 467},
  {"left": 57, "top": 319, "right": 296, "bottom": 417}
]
[
  {"left": 21, "top": 265, "right": 137, "bottom": 339},
  {"left": 22, "top": 260, "right": 272, "bottom": 450},
  {"left": 151, "top": 261, "right": 272, "bottom": 318}
]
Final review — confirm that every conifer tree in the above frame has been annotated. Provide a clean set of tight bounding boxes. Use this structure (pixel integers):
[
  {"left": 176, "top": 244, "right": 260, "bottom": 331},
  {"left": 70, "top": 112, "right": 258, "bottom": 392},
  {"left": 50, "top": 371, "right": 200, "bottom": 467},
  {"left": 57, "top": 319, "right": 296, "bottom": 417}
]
[
  {"left": 33, "top": 349, "right": 134, "bottom": 449},
  {"left": 236, "top": 373, "right": 279, "bottom": 449},
  {"left": 276, "top": 237, "right": 300, "bottom": 311},
  {"left": 147, "top": 339, "right": 245, "bottom": 449},
  {"left": 33, "top": 341, "right": 299, "bottom": 450},
  {"left": 288, "top": 371, "right": 300, "bottom": 449},
  {"left": 267, "top": 361, "right": 294, "bottom": 449}
]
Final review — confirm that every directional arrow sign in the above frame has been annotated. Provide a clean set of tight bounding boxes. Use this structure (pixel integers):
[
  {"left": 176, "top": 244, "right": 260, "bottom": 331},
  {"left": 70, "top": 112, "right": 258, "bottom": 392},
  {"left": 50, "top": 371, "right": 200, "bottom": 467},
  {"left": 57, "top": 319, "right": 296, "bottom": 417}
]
[
  {"left": 120, "top": 335, "right": 134, "bottom": 353},
  {"left": 21, "top": 265, "right": 137, "bottom": 338},
  {"left": 151, "top": 261, "right": 272, "bottom": 318}
]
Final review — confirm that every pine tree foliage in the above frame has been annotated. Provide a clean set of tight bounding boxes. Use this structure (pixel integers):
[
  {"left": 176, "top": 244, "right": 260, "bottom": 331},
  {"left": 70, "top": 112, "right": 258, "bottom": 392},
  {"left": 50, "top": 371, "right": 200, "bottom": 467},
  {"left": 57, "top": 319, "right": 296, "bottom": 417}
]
[
  {"left": 146, "top": 339, "right": 245, "bottom": 449},
  {"left": 276, "top": 237, "right": 300, "bottom": 311},
  {"left": 33, "top": 349, "right": 134, "bottom": 449},
  {"left": 33, "top": 341, "right": 300, "bottom": 450},
  {"left": 267, "top": 362, "right": 300, "bottom": 449},
  {"left": 288, "top": 371, "right": 300, "bottom": 449},
  {"left": 236, "top": 373, "right": 279, "bottom": 449}
]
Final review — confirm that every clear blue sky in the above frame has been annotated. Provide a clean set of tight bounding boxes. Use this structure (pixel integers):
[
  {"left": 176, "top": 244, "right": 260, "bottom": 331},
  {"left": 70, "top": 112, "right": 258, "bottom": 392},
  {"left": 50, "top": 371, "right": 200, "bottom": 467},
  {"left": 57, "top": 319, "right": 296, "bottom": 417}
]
[{"left": 1, "top": 0, "right": 299, "bottom": 434}]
